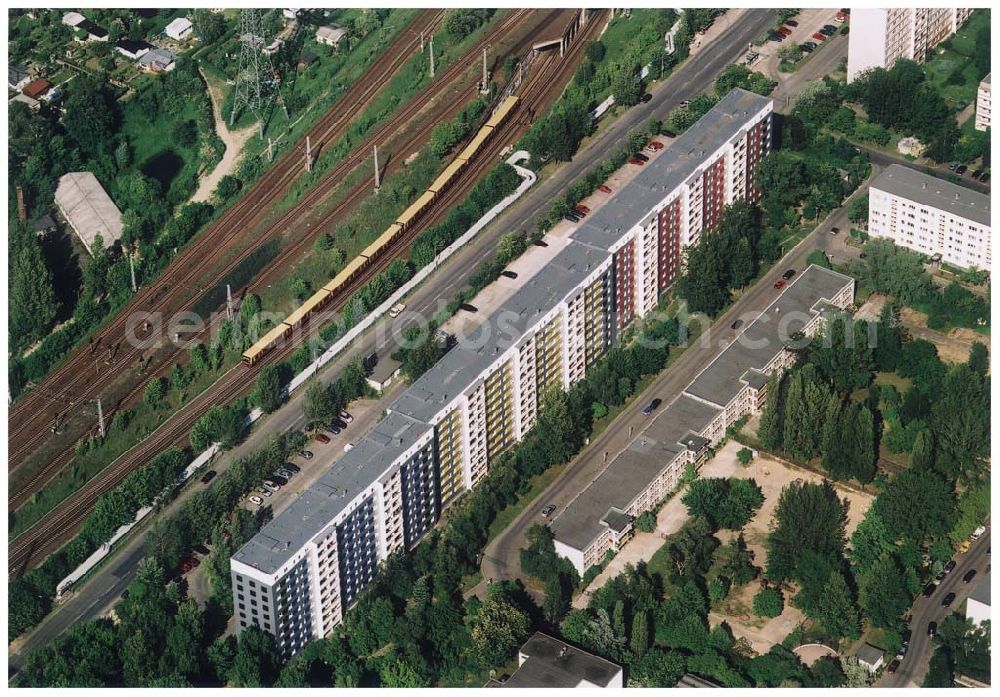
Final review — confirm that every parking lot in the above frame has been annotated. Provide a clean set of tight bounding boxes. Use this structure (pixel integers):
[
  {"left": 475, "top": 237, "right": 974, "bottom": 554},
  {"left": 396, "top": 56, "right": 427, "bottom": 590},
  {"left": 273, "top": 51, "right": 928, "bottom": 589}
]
[{"left": 756, "top": 8, "right": 847, "bottom": 78}]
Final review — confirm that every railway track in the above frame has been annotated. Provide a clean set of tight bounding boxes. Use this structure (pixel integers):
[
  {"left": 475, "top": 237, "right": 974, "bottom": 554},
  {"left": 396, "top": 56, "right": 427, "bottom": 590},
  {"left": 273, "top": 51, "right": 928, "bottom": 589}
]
[
  {"left": 8, "top": 10, "right": 593, "bottom": 574},
  {"left": 7, "top": 10, "right": 444, "bottom": 471},
  {"left": 8, "top": 10, "right": 546, "bottom": 508}
]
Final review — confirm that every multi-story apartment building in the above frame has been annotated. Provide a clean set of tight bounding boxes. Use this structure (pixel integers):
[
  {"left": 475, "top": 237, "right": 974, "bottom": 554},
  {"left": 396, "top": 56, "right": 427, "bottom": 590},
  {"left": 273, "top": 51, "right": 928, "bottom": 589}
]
[
  {"left": 868, "top": 164, "right": 991, "bottom": 271},
  {"left": 975, "top": 73, "right": 991, "bottom": 131},
  {"left": 551, "top": 265, "right": 856, "bottom": 574},
  {"left": 230, "top": 89, "right": 773, "bottom": 655},
  {"left": 847, "top": 7, "right": 973, "bottom": 82}
]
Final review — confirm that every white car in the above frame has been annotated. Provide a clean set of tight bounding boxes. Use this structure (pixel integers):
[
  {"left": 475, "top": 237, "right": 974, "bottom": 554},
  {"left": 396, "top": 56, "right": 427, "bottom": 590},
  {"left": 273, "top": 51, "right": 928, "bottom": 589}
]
[
  {"left": 249, "top": 495, "right": 264, "bottom": 506},
  {"left": 388, "top": 303, "right": 406, "bottom": 319},
  {"left": 263, "top": 480, "right": 280, "bottom": 493},
  {"left": 257, "top": 487, "right": 272, "bottom": 497},
  {"left": 340, "top": 410, "right": 353, "bottom": 423},
  {"left": 344, "top": 443, "right": 354, "bottom": 452},
  {"left": 971, "top": 525, "right": 987, "bottom": 541}
]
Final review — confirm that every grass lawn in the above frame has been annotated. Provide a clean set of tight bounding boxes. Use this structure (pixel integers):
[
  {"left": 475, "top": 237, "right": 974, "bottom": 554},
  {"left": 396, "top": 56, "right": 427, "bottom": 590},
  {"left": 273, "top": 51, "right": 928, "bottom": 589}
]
[{"left": 921, "top": 9, "right": 990, "bottom": 111}]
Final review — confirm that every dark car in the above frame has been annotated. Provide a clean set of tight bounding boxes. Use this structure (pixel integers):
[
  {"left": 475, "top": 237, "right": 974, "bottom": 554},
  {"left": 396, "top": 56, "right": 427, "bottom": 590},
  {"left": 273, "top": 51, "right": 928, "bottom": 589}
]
[
  {"left": 200, "top": 469, "right": 217, "bottom": 484},
  {"left": 956, "top": 165, "right": 968, "bottom": 175},
  {"left": 325, "top": 423, "right": 341, "bottom": 435},
  {"left": 640, "top": 93, "right": 653, "bottom": 103},
  {"left": 541, "top": 504, "right": 557, "bottom": 517},
  {"left": 633, "top": 152, "right": 649, "bottom": 162},
  {"left": 928, "top": 621, "right": 938, "bottom": 637},
  {"left": 460, "top": 303, "right": 478, "bottom": 312},
  {"left": 972, "top": 169, "right": 982, "bottom": 179},
  {"left": 942, "top": 592, "right": 956, "bottom": 607},
  {"left": 501, "top": 270, "right": 518, "bottom": 279},
  {"left": 299, "top": 450, "right": 313, "bottom": 460},
  {"left": 782, "top": 268, "right": 796, "bottom": 280},
  {"left": 284, "top": 462, "right": 301, "bottom": 473},
  {"left": 887, "top": 659, "right": 900, "bottom": 674},
  {"left": 964, "top": 569, "right": 978, "bottom": 583},
  {"left": 944, "top": 560, "right": 957, "bottom": 574},
  {"left": 731, "top": 319, "right": 743, "bottom": 330},
  {"left": 642, "top": 398, "right": 663, "bottom": 415},
  {"left": 193, "top": 544, "right": 211, "bottom": 556},
  {"left": 829, "top": 226, "right": 840, "bottom": 234},
  {"left": 980, "top": 173, "right": 990, "bottom": 183},
  {"left": 770, "top": 33, "right": 784, "bottom": 42},
  {"left": 785, "top": 19, "right": 798, "bottom": 27},
  {"left": 574, "top": 207, "right": 588, "bottom": 217},
  {"left": 534, "top": 239, "right": 549, "bottom": 247},
  {"left": 661, "top": 130, "right": 677, "bottom": 138},
  {"left": 948, "top": 162, "right": 959, "bottom": 171},
  {"left": 922, "top": 583, "right": 936, "bottom": 597},
  {"left": 799, "top": 43, "right": 814, "bottom": 53},
  {"left": 564, "top": 212, "right": 580, "bottom": 223},
  {"left": 819, "top": 27, "right": 835, "bottom": 36}
]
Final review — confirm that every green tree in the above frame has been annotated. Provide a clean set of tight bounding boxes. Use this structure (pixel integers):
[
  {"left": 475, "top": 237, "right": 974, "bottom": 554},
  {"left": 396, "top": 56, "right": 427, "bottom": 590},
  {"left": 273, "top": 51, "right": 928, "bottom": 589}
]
[
  {"left": 144, "top": 377, "right": 167, "bottom": 407},
  {"left": 812, "top": 571, "right": 860, "bottom": 639},
  {"left": 630, "top": 609, "right": 650, "bottom": 659},
  {"left": 923, "top": 646, "right": 952, "bottom": 687},
  {"left": 192, "top": 9, "right": 227, "bottom": 43},
  {"left": 9, "top": 223, "right": 58, "bottom": 353},
  {"left": 767, "top": 480, "right": 847, "bottom": 582},
  {"left": 875, "top": 467, "right": 955, "bottom": 544},
  {"left": 228, "top": 626, "right": 280, "bottom": 687},
  {"left": 253, "top": 364, "right": 285, "bottom": 413},
  {"left": 611, "top": 63, "right": 643, "bottom": 107},
  {"left": 753, "top": 587, "right": 784, "bottom": 618},
  {"left": 757, "top": 372, "right": 784, "bottom": 450},
  {"left": 967, "top": 341, "right": 989, "bottom": 376},
  {"left": 470, "top": 590, "right": 530, "bottom": 669},
  {"left": 721, "top": 533, "right": 758, "bottom": 586},
  {"left": 859, "top": 556, "right": 910, "bottom": 630}
]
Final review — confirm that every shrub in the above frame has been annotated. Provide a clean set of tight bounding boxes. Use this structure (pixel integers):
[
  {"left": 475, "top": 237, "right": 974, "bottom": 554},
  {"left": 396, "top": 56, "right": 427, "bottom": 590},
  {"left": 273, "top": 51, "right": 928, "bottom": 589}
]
[{"left": 737, "top": 447, "right": 753, "bottom": 466}]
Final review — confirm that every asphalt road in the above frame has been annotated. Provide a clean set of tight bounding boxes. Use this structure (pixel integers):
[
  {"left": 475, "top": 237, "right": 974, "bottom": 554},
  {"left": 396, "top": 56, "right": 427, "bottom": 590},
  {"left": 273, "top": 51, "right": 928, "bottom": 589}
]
[
  {"left": 9, "top": 9, "right": 777, "bottom": 670},
  {"left": 878, "top": 527, "right": 991, "bottom": 687},
  {"left": 477, "top": 166, "right": 875, "bottom": 594}
]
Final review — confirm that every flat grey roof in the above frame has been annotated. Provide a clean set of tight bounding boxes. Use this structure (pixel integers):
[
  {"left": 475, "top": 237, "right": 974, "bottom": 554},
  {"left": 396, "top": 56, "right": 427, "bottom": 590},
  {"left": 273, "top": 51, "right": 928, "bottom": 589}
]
[
  {"left": 503, "top": 633, "right": 621, "bottom": 688},
  {"left": 856, "top": 643, "right": 884, "bottom": 665},
  {"left": 685, "top": 265, "right": 855, "bottom": 408},
  {"left": 233, "top": 411, "right": 430, "bottom": 574},
  {"left": 572, "top": 88, "right": 772, "bottom": 251},
  {"left": 982, "top": 72, "right": 991, "bottom": 86},
  {"left": 391, "top": 241, "right": 609, "bottom": 423},
  {"left": 970, "top": 571, "right": 990, "bottom": 606},
  {"left": 54, "top": 172, "right": 123, "bottom": 253},
  {"left": 871, "top": 164, "right": 991, "bottom": 227},
  {"left": 550, "top": 394, "right": 720, "bottom": 551}
]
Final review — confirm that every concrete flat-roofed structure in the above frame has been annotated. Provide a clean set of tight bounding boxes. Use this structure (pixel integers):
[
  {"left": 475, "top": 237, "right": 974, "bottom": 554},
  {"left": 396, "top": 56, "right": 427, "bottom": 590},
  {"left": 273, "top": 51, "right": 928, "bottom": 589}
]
[
  {"left": 231, "top": 89, "right": 776, "bottom": 655},
  {"left": 502, "top": 632, "right": 623, "bottom": 688},
  {"left": 868, "top": 164, "right": 991, "bottom": 271},
  {"left": 975, "top": 73, "right": 991, "bottom": 131},
  {"left": 552, "top": 265, "right": 855, "bottom": 573},
  {"left": 54, "top": 172, "right": 124, "bottom": 254}
]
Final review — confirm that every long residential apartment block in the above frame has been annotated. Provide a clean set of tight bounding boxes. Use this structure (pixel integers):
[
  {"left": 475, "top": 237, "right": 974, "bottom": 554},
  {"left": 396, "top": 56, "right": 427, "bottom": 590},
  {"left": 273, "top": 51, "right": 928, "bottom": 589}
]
[
  {"left": 847, "top": 7, "right": 973, "bottom": 82},
  {"left": 230, "top": 88, "right": 773, "bottom": 656},
  {"left": 868, "top": 164, "right": 991, "bottom": 271},
  {"left": 551, "top": 265, "right": 856, "bottom": 574}
]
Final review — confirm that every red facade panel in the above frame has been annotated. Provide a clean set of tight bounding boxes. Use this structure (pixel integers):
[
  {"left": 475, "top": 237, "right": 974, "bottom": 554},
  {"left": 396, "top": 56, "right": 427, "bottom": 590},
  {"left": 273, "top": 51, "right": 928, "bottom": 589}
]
[
  {"left": 701, "top": 156, "right": 727, "bottom": 230},
  {"left": 656, "top": 198, "right": 682, "bottom": 292},
  {"left": 745, "top": 115, "right": 771, "bottom": 202},
  {"left": 613, "top": 240, "right": 635, "bottom": 333}
]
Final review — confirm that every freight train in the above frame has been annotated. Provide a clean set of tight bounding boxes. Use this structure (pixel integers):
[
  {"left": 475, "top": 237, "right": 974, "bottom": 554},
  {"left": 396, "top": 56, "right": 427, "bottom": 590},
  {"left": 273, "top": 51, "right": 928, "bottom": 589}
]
[{"left": 242, "top": 95, "right": 520, "bottom": 366}]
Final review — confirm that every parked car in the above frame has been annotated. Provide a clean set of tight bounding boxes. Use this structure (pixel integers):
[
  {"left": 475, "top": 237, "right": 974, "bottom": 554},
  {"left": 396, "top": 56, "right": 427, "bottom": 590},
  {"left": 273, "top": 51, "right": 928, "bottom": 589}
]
[
  {"left": 574, "top": 207, "right": 589, "bottom": 217},
  {"left": 628, "top": 158, "right": 645, "bottom": 166},
  {"left": 770, "top": 32, "right": 784, "bottom": 42},
  {"left": 660, "top": 130, "right": 677, "bottom": 138},
  {"left": 948, "top": 162, "right": 959, "bottom": 171},
  {"left": 193, "top": 544, "right": 211, "bottom": 556},
  {"left": 315, "top": 433, "right": 331, "bottom": 444},
  {"left": 299, "top": 450, "right": 313, "bottom": 460},
  {"left": 785, "top": 19, "right": 798, "bottom": 27},
  {"left": 270, "top": 474, "right": 289, "bottom": 486},
  {"left": 257, "top": 487, "right": 272, "bottom": 498},
  {"left": 942, "top": 592, "right": 956, "bottom": 607},
  {"left": 501, "top": 270, "right": 518, "bottom": 279},
  {"left": 829, "top": 226, "right": 840, "bottom": 234},
  {"left": 782, "top": 268, "right": 796, "bottom": 280},
  {"left": 971, "top": 169, "right": 982, "bottom": 179},
  {"left": 731, "top": 319, "right": 743, "bottom": 330},
  {"left": 647, "top": 140, "right": 664, "bottom": 151},
  {"left": 277, "top": 468, "right": 294, "bottom": 479},
  {"left": 263, "top": 480, "right": 280, "bottom": 493},
  {"left": 388, "top": 303, "right": 406, "bottom": 319},
  {"left": 927, "top": 621, "right": 938, "bottom": 637},
  {"left": 777, "top": 26, "right": 792, "bottom": 36},
  {"left": 284, "top": 462, "right": 300, "bottom": 473},
  {"left": 541, "top": 504, "right": 557, "bottom": 517},
  {"left": 325, "top": 423, "right": 341, "bottom": 435},
  {"left": 922, "top": 583, "right": 936, "bottom": 597},
  {"left": 887, "top": 659, "right": 900, "bottom": 674},
  {"left": 344, "top": 443, "right": 355, "bottom": 452},
  {"left": 896, "top": 643, "right": 908, "bottom": 660},
  {"left": 956, "top": 164, "right": 968, "bottom": 174},
  {"left": 577, "top": 204, "right": 592, "bottom": 214},
  {"left": 534, "top": 239, "right": 549, "bottom": 247},
  {"left": 971, "top": 525, "right": 987, "bottom": 540},
  {"left": 642, "top": 398, "right": 663, "bottom": 415},
  {"left": 564, "top": 212, "right": 580, "bottom": 223},
  {"left": 200, "top": 470, "right": 217, "bottom": 484},
  {"left": 459, "top": 303, "right": 478, "bottom": 312},
  {"left": 821, "top": 24, "right": 837, "bottom": 34},
  {"left": 679, "top": 99, "right": 691, "bottom": 108},
  {"left": 249, "top": 495, "right": 264, "bottom": 506},
  {"left": 800, "top": 43, "right": 814, "bottom": 53},
  {"left": 598, "top": 184, "right": 613, "bottom": 194},
  {"left": 812, "top": 32, "right": 826, "bottom": 41},
  {"left": 773, "top": 279, "right": 786, "bottom": 290},
  {"left": 944, "top": 560, "right": 957, "bottom": 574},
  {"left": 979, "top": 173, "right": 990, "bottom": 183},
  {"left": 640, "top": 92, "right": 653, "bottom": 103},
  {"left": 963, "top": 569, "right": 978, "bottom": 583}
]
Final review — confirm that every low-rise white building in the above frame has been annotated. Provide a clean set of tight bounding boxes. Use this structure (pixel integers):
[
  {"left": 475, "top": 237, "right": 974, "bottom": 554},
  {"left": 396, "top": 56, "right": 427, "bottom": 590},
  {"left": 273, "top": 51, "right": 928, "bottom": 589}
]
[
  {"left": 54, "top": 172, "right": 124, "bottom": 255},
  {"left": 62, "top": 11, "right": 85, "bottom": 27},
  {"left": 966, "top": 571, "right": 990, "bottom": 625},
  {"left": 975, "top": 73, "right": 991, "bottom": 131},
  {"left": 315, "top": 24, "right": 347, "bottom": 47},
  {"left": 868, "top": 164, "right": 991, "bottom": 271},
  {"left": 165, "top": 17, "right": 193, "bottom": 41}
]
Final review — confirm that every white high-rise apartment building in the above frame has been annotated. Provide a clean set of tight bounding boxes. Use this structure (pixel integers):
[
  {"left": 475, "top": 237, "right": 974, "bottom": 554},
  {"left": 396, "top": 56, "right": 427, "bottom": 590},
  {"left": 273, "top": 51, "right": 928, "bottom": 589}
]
[
  {"left": 847, "top": 7, "right": 973, "bottom": 82},
  {"left": 868, "top": 165, "right": 991, "bottom": 271},
  {"left": 975, "top": 73, "right": 991, "bottom": 131}
]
